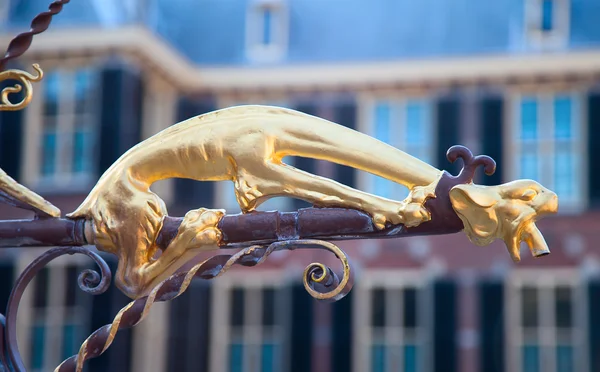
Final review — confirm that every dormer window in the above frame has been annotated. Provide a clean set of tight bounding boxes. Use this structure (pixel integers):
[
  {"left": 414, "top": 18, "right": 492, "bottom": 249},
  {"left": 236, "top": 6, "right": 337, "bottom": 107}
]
[
  {"left": 261, "top": 7, "right": 274, "bottom": 46},
  {"left": 525, "top": 0, "right": 570, "bottom": 50},
  {"left": 246, "top": 0, "right": 288, "bottom": 63}
]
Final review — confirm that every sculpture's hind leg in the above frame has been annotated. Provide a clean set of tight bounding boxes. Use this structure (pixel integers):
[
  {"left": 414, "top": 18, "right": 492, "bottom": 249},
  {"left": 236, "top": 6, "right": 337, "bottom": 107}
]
[{"left": 233, "top": 161, "right": 432, "bottom": 229}]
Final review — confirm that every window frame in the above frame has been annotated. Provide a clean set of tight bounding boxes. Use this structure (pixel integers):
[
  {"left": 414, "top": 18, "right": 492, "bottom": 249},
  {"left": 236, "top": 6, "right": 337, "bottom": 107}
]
[
  {"left": 245, "top": 0, "right": 288, "bottom": 63},
  {"left": 22, "top": 65, "right": 102, "bottom": 194},
  {"left": 524, "top": 0, "right": 570, "bottom": 50},
  {"left": 352, "top": 269, "right": 433, "bottom": 372},
  {"left": 505, "top": 90, "right": 587, "bottom": 213},
  {"left": 505, "top": 269, "right": 587, "bottom": 372},
  {"left": 209, "top": 270, "right": 291, "bottom": 372},
  {"left": 15, "top": 250, "right": 93, "bottom": 372}
]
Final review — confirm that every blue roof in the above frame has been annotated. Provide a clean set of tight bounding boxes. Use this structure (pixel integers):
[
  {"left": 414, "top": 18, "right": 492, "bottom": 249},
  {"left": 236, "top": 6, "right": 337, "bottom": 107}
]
[{"left": 5, "top": 0, "right": 600, "bottom": 66}]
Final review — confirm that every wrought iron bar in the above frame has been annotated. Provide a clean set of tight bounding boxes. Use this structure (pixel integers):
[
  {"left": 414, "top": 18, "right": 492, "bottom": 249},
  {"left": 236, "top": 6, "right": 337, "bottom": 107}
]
[{"left": 0, "top": 0, "right": 71, "bottom": 71}]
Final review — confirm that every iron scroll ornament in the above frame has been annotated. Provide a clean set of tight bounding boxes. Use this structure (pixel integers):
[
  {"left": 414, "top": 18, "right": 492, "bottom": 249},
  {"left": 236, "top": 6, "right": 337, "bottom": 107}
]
[{"left": 0, "top": 2, "right": 560, "bottom": 372}]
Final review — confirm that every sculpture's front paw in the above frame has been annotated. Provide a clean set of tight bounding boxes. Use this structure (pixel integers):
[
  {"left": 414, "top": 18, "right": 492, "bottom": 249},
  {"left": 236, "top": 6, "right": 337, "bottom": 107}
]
[
  {"left": 178, "top": 208, "right": 226, "bottom": 249},
  {"left": 400, "top": 202, "right": 431, "bottom": 227},
  {"left": 371, "top": 201, "right": 406, "bottom": 230}
]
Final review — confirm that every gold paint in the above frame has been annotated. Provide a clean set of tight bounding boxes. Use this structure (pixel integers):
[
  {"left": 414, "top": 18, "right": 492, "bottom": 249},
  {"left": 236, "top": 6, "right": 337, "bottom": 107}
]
[
  {"left": 301, "top": 240, "right": 351, "bottom": 301},
  {"left": 0, "top": 64, "right": 60, "bottom": 217},
  {"left": 66, "top": 105, "right": 442, "bottom": 299},
  {"left": 0, "top": 63, "right": 43, "bottom": 111},
  {"left": 449, "top": 179, "right": 559, "bottom": 262},
  {"left": 0, "top": 164, "right": 61, "bottom": 218}
]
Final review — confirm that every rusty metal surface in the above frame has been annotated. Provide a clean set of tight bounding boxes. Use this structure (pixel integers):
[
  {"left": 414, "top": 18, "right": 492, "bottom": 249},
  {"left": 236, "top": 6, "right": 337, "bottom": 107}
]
[
  {"left": 0, "top": 147, "right": 492, "bottom": 250},
  {"left": 2, "top": 246, "right": 111, "bottom": 372},
  {"left": 54, "top": 239, "right": 351, "bottom": 372},
  {"left": 0, "top": 0, "right": 71, "bottom": 71},
  {"left": 0, "top": 218, "right": 85, "bottom": 248}
]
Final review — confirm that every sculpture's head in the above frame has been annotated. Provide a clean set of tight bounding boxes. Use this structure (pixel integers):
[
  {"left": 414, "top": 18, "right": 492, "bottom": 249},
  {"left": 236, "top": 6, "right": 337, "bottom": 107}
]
[{"left": 449, "top": 179, "right": 558, "bottom": 262}]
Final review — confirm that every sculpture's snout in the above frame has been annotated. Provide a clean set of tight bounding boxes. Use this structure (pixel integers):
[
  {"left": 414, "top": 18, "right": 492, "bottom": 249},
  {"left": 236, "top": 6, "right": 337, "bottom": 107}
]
[{"left": 537, "top": 187, "right": 559, "bottom": 216}]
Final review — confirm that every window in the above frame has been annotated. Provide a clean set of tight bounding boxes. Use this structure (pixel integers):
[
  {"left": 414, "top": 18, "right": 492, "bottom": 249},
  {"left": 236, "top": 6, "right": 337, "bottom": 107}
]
[
  {"left": 27, "top": 263, "right": 92, "bottom": 371},
  {"left": 367, "top": 98, "right": 433, "bottom": 201},
  {"left": 354, "top": 273, "right": 427, "bottom": 372},
  {"left": 39, "top": 68, "right": 100, "bottom": 189},
  {"left": 210, "top": 274, "right": 288, "bottom": 372},
  {"left": 509, "top": 92, "right": 584, "bottom": 211},
  {"left": 507, "top": 272, "right": 583, "bottom": 372},
  {"left": 229, "top": 287, "right": 281, "bottom": 372},
  {"left": 525, "top": 0, "right": 570, "bottom": 49},
  {"left": 246, "top": 0, "right": 288, "bottom": 62}
]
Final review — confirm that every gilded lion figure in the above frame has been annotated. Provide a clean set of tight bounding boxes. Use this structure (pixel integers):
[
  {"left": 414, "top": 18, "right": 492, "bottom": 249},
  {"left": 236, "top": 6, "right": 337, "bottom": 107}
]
[{"left": 0, "top": 105, "right": 559, "bottom": 298}]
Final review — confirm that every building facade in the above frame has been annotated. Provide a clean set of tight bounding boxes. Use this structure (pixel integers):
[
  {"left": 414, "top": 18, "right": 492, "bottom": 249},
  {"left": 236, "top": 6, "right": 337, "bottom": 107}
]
[{"left": 1, "top": 0, "right": 600, "bottom": 371}]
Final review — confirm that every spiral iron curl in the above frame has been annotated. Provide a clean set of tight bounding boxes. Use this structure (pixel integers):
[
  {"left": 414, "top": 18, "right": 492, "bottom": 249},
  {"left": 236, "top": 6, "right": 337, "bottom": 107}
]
[
  {"left": 0, "top": 64, "right": 44, "bottom": 111},
  {"left": 55, "top": 239, "right": 352, "bottom": 372},
  {"left": 2, "top": 246, "right": 111, "bottom": 372}
]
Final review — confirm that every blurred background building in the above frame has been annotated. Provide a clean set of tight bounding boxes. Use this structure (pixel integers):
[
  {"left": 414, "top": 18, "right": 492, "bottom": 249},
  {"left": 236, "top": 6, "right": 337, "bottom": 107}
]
[{"left": 1, "top": 0, "right": 600, "bottom": 371}]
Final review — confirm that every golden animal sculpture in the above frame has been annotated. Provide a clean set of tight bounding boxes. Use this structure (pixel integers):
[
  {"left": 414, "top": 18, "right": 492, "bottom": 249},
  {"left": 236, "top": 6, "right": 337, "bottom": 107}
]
[
  {"left": 66, "top": 105, "right": 443, "bottom": 298},
  {"left": 0, "top": 104, "right": 559, "bottom": 299}
]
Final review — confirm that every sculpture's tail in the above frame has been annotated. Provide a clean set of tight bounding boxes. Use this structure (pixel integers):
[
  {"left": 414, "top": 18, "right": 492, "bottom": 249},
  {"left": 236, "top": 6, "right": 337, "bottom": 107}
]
[
  {"left": 263, "top": 106, "right": 444, "bottom": 189},
  {"left": 0, "top": 168, "right": 60, "bottom": 218}
]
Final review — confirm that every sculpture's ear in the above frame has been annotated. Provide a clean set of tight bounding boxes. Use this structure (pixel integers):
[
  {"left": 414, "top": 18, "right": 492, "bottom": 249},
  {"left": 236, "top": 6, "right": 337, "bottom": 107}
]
[
  {"left": 452, "top": 184, "right": 499, "bottom": 208},
  {"left": 520, "top": 189, "right": 537, "bottom": 202},
  {"left": 449, "top": 184, "right": 501, "bottom": 246}
]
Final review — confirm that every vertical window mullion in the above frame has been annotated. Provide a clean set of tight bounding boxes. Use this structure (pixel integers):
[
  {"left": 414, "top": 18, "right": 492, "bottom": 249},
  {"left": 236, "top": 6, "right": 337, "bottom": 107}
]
[
  {"left": 546, "top": 284, "right": 557, "bottom": 372},
  {"left": 544, "top": 95, "right": 555, "bottom": 192},
  {"left": 57, "top": 73, "right": 74, "bottom": 181},
  {"left": 385, "top": 288, "right": 400, "bottom": 372},
  {"left": 395, "top": 101, "right": 408, "bottom": 201},
  {"left": 373, "top": 101, "right": 392, "bottom": 200}
]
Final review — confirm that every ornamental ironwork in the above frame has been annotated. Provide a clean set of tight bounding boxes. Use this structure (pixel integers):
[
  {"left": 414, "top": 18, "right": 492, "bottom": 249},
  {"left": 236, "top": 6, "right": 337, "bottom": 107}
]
[{"left": 0, "top": 2, "right": 559, "bottom": 371}]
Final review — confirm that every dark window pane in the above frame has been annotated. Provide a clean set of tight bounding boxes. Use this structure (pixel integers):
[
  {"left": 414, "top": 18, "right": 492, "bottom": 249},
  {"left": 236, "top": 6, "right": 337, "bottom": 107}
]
[
  {"left": 72, "top": 127, "right": 94, "bottom": 173},
  {"left": 229, "top": 343, "right": 243, "bottom": 372},
  {"left": 43, "top": 71, "right": 60, "bottom": 116},
  {"left": 371, "top": 344, "right": 386, "bottom": 372},
  {"left": 65, "top": 266, "right": 78, "bottom": 307},
  {"left": 43, "top": 99, "right": 59, "bottom": 117},
  {"left": 62, "top": 323, "right": 81, "bottom": 360},
  {"left": 261, "top": 343, "right": 277, "bottom": 372},
  {"left": 262, "top": 288, "right": 276, "bottom": 326},
  {"left": 521, "top": 287, "right": 538, "bottom": 328},
  {"left": 41, "top": 130, "right": 56, "bottom": 176},
  {"left": 30, "top": 324, "right": 45, "bottom": 369},
  {"left": 542, "top": 0, "right": 554, "bottom": 31},
  {"left": 404, "top": 344, "right": 418, "bottom": 372},
  {"left": 262, "top": 8, "right": 273, "bottom": 45},
  {"left": 33, "top": 268, "right": 49, "bottom": 309},
  {"left": 230, "top": 288, "right": 245, "bottom": 327},
  {"left": 556, "top": 345, "right": 573, "bottom": 372},
  {"left": 371, "top": 288, "right": 386, "bottom": 327},
  {"left": 74, "top": 70, "right": 94, "bottom": 115},
  {"left": 404, "top": 287, "right": 417, "bottom": 328},
  {"left": 523, "top": 345, "right": 539, "bottom": 372},
  {"left": 555, "top": 286, "right": 572, "bottom": 328}
]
